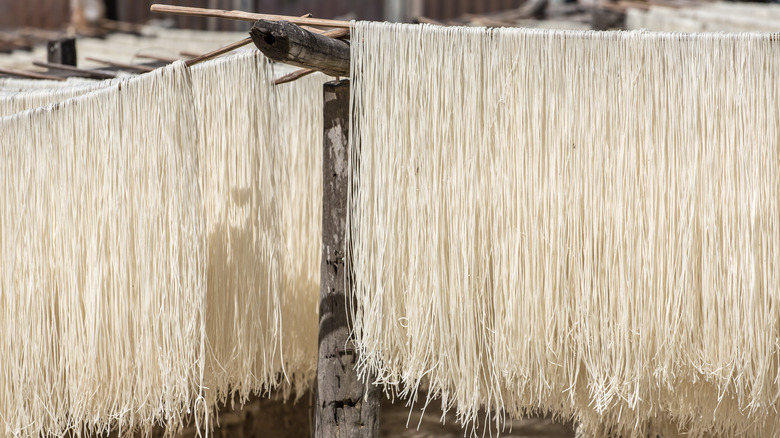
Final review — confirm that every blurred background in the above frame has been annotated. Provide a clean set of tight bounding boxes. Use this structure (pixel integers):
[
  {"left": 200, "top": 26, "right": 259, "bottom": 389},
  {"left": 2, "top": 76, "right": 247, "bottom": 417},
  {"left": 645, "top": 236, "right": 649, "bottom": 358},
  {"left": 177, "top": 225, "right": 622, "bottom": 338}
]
[
  {"left": 2, "top": 0, "right": 551, "bottom": 32},
  {"left": 4, "top": 0, "right": 780, "bottom": 32}
]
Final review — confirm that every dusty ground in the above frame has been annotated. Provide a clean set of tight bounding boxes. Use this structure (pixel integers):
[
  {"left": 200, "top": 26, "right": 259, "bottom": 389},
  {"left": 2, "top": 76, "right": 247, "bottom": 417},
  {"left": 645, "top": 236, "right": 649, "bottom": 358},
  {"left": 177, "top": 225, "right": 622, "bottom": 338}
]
[{"left": 191, "top": 392, "right": 575, "bottom": 438}]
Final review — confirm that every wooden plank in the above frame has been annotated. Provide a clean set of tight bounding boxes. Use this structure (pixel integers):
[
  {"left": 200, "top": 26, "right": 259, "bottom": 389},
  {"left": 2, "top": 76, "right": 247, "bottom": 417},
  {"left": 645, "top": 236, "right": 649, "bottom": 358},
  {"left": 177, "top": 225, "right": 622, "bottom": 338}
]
[{"left": 316, "top": 78, "right": 381, "bottom": 438}]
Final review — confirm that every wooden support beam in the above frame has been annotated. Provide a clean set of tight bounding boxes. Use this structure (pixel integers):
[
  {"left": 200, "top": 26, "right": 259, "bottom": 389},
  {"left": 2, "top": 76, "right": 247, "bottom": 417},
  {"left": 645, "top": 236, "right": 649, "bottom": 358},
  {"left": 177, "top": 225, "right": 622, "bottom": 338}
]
[
  {"left": 150, "top": 4, "right": 350, "bottom": 28},
  {"left": 0, "top": 66, "right": 66, "bottom": 81},
  {"left": 250, "top": 20, "right": 350, "bottom": 77},
  {"left": 316, "top": 78, "right": 380, "bottom": 438},
  {"left": 33, "top": 61, "right": 117, "bottom": 79},
  {"left": 183, "top": 13, "right": 326, "bottom": 66},
  {"left": 47, "top": 38, "right": 77, "bottom": 66}
]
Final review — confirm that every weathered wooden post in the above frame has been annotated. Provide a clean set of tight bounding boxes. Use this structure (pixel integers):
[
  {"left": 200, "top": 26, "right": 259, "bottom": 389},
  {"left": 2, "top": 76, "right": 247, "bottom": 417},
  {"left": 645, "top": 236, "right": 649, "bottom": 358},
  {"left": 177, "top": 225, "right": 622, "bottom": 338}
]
[
  {"left": 250, "top": 19, "right": 380, "bottom": 438},
  {"left": 316, "top": 79, "right": 381, "bottom": 438},
  {"left": 249, "top": 20, "right": 350, "bottom": 77}
]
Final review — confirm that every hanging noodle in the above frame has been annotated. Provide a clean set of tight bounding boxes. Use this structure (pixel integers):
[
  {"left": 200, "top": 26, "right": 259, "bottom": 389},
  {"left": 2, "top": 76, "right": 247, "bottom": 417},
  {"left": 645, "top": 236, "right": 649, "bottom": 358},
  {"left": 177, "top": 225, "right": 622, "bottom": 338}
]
[
  {"left": 0, "top": 79, "right": 122, "bottom": 117},
  {"left": 191, "top": 52, "right": 285, "bottom": 407},
  {"left": 189, "top": 52, "right": 326, "bottom": 404},
  {"left": 275, "top": 71, "right": 328, "bottom": 397},
  {"left": 0, "top": 61, "right": 205, "bottom": 437},
  {"left": 349, "top": 22, "right": 780, "bottom": 437},
  {"left": 0, "top": 52, "right": 328, "bottom": 436},
  {"left": 190, "top": 52, "right": 325, "bottom": 404},
  {"left": 0, "top": 77, "right": 99, "bottom": 92}
]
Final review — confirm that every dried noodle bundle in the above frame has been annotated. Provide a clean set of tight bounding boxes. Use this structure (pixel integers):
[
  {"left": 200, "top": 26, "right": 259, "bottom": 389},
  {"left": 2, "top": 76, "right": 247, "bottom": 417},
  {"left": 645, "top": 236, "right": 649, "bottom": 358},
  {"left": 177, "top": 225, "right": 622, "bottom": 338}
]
[
  {"left": 0, "top": 61, "right": 205, "bottom": 436},
  {"left": 190, "top": 53, "right": 326, "bottom": 404},
  {"left": 0, "top": 53, "right": 329, "bottom": 437},
  {"left": 349, "top": 22, "right": 780, "bottom": 437}
]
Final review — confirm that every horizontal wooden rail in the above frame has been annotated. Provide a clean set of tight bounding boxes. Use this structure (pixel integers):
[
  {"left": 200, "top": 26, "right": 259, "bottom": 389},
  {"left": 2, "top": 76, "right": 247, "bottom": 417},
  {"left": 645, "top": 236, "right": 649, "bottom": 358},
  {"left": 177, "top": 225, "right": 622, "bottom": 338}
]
[
  {"left": 0, "top": 66, "right": 65, "bottom": 81},
  {"left": 150, "top": 4, "right": 351, "bottom": 28}
]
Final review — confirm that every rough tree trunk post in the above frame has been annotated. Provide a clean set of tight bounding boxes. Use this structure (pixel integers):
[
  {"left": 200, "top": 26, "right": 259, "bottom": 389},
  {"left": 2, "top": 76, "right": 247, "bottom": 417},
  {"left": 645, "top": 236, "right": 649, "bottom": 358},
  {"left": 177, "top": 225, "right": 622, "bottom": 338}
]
[
  {"left": 47, "top": 38, "right": 77, "bottom": 67},
  {"left": 316, "top": 79, "right": 380, "bottom": 438},
  {"left": 249, "top": 19, "right": 350, "bottom": 77}
]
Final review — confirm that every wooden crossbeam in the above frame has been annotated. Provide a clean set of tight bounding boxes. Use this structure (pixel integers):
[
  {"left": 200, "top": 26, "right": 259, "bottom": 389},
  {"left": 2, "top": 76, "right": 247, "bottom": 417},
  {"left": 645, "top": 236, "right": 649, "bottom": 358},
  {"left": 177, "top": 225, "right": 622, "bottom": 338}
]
[{"left": 150, "top": 4, "right": 350, "bottom": 28}]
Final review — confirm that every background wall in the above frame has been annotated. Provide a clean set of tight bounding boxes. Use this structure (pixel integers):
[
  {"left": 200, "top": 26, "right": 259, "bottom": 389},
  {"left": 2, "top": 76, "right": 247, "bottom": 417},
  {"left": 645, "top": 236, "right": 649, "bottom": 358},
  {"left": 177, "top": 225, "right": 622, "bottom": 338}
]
[
  {"left": 0, "top": 0, "right": 70, "bottom": 30},
  {"left": 1, "top": 0, "right": 530, "bottom": 32}
]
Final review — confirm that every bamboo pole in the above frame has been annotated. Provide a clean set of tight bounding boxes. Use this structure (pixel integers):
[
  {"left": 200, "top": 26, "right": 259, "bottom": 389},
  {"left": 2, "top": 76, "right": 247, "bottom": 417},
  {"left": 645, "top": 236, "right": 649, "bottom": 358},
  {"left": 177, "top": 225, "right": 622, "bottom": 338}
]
[{"left": 150, "top": 4, "right": 351, "bottom": 28}]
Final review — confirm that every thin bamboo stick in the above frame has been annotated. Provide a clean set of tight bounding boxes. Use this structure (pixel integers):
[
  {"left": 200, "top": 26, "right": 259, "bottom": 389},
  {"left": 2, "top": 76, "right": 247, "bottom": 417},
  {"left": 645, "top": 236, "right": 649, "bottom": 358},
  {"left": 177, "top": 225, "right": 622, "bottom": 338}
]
[
  {"left": 274, "top": 68, "right": 315, "bottom": 85},
  {"left": 0, "top": 66, "right": 66, "bottom": 81},
  {"left": 85, "top": 57, "right": 155, "bottom": 72},
  {"left": 33, "top": 61, "right": 118, "bottom": 79},
  {"left": 136, "top": 53, "right": 181, "bottom": 63},
  {"left": 150, "top": 4, "right": 351, "bottom": 28},
  {"left": 185, "top": 37, "right": 252, "bottom": 67}
]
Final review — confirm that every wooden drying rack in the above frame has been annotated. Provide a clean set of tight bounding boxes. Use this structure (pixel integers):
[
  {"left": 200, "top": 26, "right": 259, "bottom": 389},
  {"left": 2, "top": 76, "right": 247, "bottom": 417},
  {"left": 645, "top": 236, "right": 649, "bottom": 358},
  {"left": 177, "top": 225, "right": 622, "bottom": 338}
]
[{"left": 151, "top": 5, "right": 351, "bottom": 79}]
